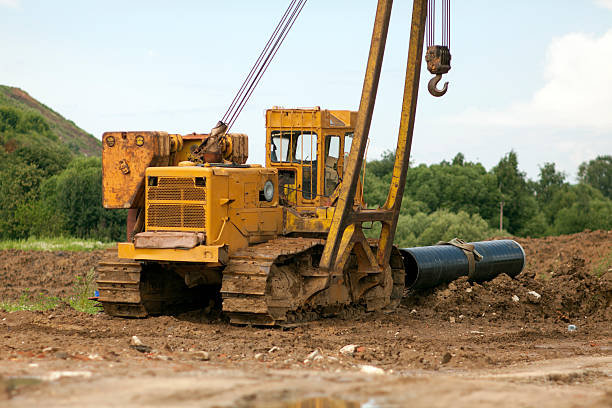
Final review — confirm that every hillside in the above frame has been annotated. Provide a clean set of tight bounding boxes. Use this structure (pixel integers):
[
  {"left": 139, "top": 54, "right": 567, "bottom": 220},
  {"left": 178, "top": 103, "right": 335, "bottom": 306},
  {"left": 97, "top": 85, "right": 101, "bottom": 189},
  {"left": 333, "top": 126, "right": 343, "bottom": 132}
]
[
  {"left": 0, "top": 86, "right": 124, "bottom": 241},
  {"left": 0, "top": 85, "right": 100, "bottom": 156}
]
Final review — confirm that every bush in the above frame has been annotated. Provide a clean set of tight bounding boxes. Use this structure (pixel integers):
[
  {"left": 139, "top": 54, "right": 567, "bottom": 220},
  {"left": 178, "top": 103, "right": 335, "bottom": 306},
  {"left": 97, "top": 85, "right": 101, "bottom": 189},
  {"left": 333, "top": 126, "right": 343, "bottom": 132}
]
[
  {"left": 0, "top": 154, "right": 125, "bottom": 241},
  {"left": 367, "top": 210, "right": 499, "bottom": 248},
  {"left": 407, "top": 210, "right": 498, "bottom": 247},
  {"left": 518, "top": 212, "right": 550, "bottom": 238},
  {"left": 14, "top": 144, "right": 71, "bottom": 177},
  {"left": 0, "top": 156, "right": 45, "bottom": 239},
  {"left": 554, "top": 198, "right": 612, "bottom": 234},
  {"left": 579, "top": 155, "right": 612, "bottom": 199},
  {"left": 48, "top": 157, "right": 126, "bottom": 241},
  {"left": 0, "top": 107, "right": 20, "bottom": 131}
]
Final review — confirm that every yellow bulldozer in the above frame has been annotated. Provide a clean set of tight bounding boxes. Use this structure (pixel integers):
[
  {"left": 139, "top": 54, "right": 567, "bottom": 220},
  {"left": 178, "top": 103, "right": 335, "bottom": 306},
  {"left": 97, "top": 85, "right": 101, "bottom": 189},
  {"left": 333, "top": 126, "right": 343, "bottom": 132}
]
[
  {"left": 96, "top": 0, "right": 524, "bottom": 325},
  {"left": 98, "top": 107, "right": 399, "bottom": 325}
]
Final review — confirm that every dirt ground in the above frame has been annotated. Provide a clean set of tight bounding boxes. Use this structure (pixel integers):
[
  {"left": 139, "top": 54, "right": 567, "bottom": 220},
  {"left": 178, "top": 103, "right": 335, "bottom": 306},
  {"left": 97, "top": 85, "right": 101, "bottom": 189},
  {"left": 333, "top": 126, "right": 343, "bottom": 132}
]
[{"left": 1, "top": 230, "right": 611, "bottom": 407}]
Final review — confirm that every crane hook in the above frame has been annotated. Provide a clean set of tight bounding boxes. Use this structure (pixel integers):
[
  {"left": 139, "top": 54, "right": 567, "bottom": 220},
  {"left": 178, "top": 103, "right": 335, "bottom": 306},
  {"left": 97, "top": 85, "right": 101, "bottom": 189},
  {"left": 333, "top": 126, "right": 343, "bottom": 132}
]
[{"left": 428, "top": 74, "right": 449, "bottom": 97}]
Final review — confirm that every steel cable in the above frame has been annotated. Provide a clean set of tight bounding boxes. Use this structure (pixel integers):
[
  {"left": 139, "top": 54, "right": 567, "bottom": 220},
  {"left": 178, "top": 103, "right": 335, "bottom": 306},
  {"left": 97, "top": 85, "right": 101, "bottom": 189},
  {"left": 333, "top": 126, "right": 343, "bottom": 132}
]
[
  {"left": 222, "top": 0, "right": 298, "bottom": 124},
  {"left": 446, "top": 0, "right": 450, "bottom": 48},
  {"left": 221, "top": 0, "right": 307, "bottom": 132},
  {"left": 427, "top": 0, "right": 450, "bottom": 49},
  {"left": 426, "top": 0, "right": 435, "bottom": 48},
  {"left": 227, "top": 0, "right": 306, "bottom": 132}
]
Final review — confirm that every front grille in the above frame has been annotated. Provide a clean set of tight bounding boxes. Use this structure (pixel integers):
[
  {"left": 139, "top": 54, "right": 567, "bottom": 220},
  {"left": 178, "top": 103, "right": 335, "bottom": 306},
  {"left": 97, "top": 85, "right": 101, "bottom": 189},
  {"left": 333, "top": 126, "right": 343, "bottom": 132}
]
[
  {"left": 146, "top": 177, "right": 206, "bottom": 231},
  {"left": 147, "top": 203, "right": 206, "bottom": 229},
  {"left": 147, "top": 177, "right": 205, "bottom": 201}
]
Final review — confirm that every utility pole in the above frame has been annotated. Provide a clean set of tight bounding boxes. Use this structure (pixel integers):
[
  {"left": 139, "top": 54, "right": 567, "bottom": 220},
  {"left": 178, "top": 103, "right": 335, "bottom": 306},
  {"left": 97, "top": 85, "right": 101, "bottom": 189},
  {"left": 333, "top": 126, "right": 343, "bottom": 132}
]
[{"left": 498, "top": 180, "right": 504, "bottom": 232}]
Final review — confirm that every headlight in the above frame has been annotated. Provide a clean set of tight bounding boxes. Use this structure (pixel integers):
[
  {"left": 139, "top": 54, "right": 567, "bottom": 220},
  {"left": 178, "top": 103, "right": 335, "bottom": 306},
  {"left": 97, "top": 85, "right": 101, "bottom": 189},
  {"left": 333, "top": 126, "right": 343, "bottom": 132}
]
[{"left": 263, "top": 180, "right": 274, "bottom": 202}]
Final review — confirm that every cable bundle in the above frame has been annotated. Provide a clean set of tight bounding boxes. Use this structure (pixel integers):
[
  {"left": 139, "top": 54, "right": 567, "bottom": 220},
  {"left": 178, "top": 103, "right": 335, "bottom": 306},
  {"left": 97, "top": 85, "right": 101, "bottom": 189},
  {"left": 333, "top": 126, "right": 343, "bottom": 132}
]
[
  {"left": 426, "top": 0, "right": 450, "bottom": 48},
  {"left": 221, "top": 0, "right": 307, "bottom": 132}
]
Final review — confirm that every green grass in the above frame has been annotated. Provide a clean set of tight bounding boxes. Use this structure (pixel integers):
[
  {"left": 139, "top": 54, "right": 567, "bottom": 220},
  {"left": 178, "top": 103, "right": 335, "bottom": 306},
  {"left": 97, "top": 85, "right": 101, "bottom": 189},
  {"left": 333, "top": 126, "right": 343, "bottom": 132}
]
[
  {"left": 0, "top": 236, "right": 114, "bottom": 251},
  {"left": 1, "top": 269, "right": 101, "bottom": 314},
  {"left": 0, "top": 290, "right": 60, "bottom": 312},
  {"left": 593, "top": 248, "right": 612, "bottom": 278},
  {"left": 66, "top": 268, "right": 102, "bottom": 314}
]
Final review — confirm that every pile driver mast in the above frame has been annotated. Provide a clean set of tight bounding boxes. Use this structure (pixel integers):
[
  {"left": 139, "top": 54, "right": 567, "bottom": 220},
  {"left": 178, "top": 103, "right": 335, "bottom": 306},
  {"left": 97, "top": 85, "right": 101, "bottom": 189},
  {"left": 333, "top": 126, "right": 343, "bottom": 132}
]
[{"left": 322, "top": 0, "right": 450, "bottom": 275}]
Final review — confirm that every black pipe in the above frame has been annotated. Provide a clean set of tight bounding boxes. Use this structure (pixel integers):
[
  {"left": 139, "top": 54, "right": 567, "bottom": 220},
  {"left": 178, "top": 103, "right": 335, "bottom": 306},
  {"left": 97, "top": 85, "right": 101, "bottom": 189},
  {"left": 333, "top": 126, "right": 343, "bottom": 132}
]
[{"left": 399, "top": 240, "right": 525, "bottom": 290}]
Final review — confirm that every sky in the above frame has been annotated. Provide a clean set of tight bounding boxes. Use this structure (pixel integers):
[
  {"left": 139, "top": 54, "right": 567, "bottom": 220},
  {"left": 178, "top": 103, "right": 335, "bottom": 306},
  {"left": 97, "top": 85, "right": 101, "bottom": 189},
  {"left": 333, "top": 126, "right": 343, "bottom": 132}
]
[{"left": 1, "top": 0, "right": 611, "bottom": 181}]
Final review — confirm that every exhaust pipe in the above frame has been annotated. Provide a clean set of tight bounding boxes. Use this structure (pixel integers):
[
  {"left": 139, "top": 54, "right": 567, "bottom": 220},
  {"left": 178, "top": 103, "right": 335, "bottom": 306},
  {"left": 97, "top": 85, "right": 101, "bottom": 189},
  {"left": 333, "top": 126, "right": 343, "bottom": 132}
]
[{"left": 399, "top": 240, "right": 525, "bottom": 290}]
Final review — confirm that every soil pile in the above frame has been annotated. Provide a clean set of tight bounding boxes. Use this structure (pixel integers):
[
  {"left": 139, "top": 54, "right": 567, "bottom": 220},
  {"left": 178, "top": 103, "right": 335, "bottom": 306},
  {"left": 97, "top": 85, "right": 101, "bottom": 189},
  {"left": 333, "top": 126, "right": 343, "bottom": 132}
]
[
  {"left": 404, "top": 230, "right": 612, "bottom": 323},
  {"left": 0, "top": 230, "right": 610, "bottom": 325},
  {"left": 1, "top": 232, "right": 611, "bottom": 408},
  {"left": 0, "top": 250, "right": 105, "bottom": 300}
]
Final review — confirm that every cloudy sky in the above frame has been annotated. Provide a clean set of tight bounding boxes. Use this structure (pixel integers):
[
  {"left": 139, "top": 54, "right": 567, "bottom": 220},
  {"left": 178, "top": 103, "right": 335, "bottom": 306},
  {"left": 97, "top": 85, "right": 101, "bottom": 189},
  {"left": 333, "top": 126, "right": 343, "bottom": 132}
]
[{"left": 1, "top": 0, "right": 611, "bottom": 180}]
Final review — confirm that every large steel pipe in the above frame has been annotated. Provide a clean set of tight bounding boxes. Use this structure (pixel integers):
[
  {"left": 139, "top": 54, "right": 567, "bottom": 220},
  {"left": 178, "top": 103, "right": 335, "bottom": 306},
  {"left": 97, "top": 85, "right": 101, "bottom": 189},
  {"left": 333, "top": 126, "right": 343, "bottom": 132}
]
[{"left": 399, "top": 240, "right": 525, "bottom": 290}]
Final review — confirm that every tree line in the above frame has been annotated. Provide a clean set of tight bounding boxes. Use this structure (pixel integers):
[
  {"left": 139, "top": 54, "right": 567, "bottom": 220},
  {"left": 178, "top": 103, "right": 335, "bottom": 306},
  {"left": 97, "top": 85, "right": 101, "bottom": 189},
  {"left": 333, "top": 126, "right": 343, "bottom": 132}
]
[
  {"left": 0, "top": 106, "right": 125, "bottom": 241},
  {"left": 363, "top": 151, "right": 612, "bottom": 247},
  {"left": 1, "top": 104, "right": 610, "bottom": 244}
]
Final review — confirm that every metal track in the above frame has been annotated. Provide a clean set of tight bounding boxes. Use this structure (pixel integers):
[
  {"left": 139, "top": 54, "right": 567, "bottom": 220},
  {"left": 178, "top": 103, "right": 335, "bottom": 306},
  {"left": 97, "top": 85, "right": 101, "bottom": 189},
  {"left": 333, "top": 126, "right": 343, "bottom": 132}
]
[
  {"left": 96, "top": 249, "right": 215, "bottom": 318},
  {"left": 96, "top": 250, "right": 148, "bottom": 318},
  {"left": 97, "top": 238, "right": 405, "bottom": 324},
  {"left": 221, "top": 237, "right": 324, "bottom": 325},
  {"left": 221, "top": 237, "right": 405, "bottom": 326},
  {"left": 389, "top": 246, "right": 406, "bottom": 309}
]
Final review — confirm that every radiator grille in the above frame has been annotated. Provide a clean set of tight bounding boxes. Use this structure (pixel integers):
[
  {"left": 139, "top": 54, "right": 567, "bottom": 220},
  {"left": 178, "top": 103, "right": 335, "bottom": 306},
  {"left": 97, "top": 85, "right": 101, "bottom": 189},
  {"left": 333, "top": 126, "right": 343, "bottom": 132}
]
[
  {"left": 147, "top": 177, "right": 205, "bottom": 201},
  {"left": 147, "top": 204, "right": 206, "bottom": 229},
  {"left": 146, "top": 177, "right": 206, "bottom": 231}
]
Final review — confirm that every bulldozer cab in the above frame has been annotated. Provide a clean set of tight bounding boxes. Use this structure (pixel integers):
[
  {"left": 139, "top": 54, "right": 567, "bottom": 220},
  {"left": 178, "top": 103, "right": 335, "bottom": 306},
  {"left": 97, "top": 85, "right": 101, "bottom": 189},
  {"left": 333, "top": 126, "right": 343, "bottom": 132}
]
[{"left": 265, "top": 107, "right": 357, "bottom": 208}]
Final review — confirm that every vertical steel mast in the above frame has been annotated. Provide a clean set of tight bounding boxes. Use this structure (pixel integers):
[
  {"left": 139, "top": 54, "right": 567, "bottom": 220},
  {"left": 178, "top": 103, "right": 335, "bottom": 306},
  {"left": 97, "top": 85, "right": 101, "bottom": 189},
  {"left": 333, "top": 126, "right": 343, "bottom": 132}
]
[{"left": 320, "top": 0, "right": 428, "bottom": 274}]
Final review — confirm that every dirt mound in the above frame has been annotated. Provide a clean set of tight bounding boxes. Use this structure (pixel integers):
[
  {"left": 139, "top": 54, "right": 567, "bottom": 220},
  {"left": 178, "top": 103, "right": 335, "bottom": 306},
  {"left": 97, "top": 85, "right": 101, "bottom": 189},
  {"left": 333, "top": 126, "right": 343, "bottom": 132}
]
[
  {"left": 516, "top": 229, "right": 612, "bottom": 275},
  {"left": 405, "top": 230, "right": 612, "bottom": 323},
  {"left": 1, "top": 232, "right": 611, "bottom": 408},
  {"left": 0, "top": 250, "right": 105, "bottom": 301},
  {"left": 0, "top": 230, "right": 610, "bottom": 325}
]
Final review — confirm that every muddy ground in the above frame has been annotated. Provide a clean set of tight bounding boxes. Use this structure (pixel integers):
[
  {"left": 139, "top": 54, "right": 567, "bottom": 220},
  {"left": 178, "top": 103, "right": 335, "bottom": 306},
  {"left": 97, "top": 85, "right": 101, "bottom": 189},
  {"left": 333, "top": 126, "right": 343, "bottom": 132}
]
[{"left": 0, "top": 230, "right": 611, "bottom": 407}]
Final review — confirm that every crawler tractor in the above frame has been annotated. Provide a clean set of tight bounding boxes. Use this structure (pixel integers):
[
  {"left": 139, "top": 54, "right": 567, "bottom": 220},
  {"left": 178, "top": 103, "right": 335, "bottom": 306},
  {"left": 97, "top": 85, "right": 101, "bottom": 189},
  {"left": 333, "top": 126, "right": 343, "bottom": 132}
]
[{"left": 97, "top": 0, "right": 450, "bottom": 325}]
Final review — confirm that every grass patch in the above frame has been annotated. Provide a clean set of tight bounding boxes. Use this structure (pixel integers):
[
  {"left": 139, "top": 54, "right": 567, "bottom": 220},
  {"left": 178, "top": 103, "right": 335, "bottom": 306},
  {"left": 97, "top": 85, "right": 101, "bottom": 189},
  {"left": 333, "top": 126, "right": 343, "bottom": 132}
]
[
  {"left": 1, "top": 269, "right": 101, "bottom": 314},
  {"left": 66, "top": 268, "right": 101, "bottom": 314},
  {"left": 0, "top": 236, "right": 113, "bottom": 252},
  {"left": 0, "top": 290, "right": 60, "bottom": 312},
  {"left": 593, "top": 248, "right": 612, "bottom": 277}
]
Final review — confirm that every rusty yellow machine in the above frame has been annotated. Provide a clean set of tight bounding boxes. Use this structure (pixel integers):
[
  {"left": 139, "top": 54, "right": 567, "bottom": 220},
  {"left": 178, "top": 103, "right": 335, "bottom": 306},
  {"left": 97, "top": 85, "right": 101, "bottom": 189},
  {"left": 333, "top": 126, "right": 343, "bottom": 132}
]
[{"left": 96, "top": 0, "right": 459, "bottom": 325}]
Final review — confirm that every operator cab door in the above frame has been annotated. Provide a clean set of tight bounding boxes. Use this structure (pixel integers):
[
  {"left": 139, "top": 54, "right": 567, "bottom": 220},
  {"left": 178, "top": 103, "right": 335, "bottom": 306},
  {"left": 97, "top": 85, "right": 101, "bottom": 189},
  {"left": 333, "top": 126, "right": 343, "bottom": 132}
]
[
  {"left": 324, "top": 133, "right": 341, "bottom": 198},
  {"left": 322, "top": 131, "right": 354, "bottom": 203},
  {"left": 295, "top": 131, "right": 318, "bottom": 201},
  {"left": 270, "top": 130, "right": 320, "bottom": 207}
]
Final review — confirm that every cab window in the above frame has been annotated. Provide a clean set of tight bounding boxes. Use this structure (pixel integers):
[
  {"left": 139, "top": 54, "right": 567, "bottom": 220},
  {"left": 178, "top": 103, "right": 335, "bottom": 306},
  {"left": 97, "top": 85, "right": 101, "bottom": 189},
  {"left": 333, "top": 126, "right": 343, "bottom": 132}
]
[
  {"left": 296, "top": 132, "right": 317, "bottom": 199},
  {"left": 270, "top": 130, "right": 318, "bottom": 164},
  {"left": 344, "top": 132, "right": 353, "bottom": 157},
  {"left": 325, "top": 135, "right": 340, "bottom": 196},
  {"left": 270, "top": 130, "right": 318, "bottom": 200},
  {"left": 271, "top": 133, "right": 290, "bottom": 162},
  {"left": 294, "top": 132, "right": 317, "bottom": 162}
]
